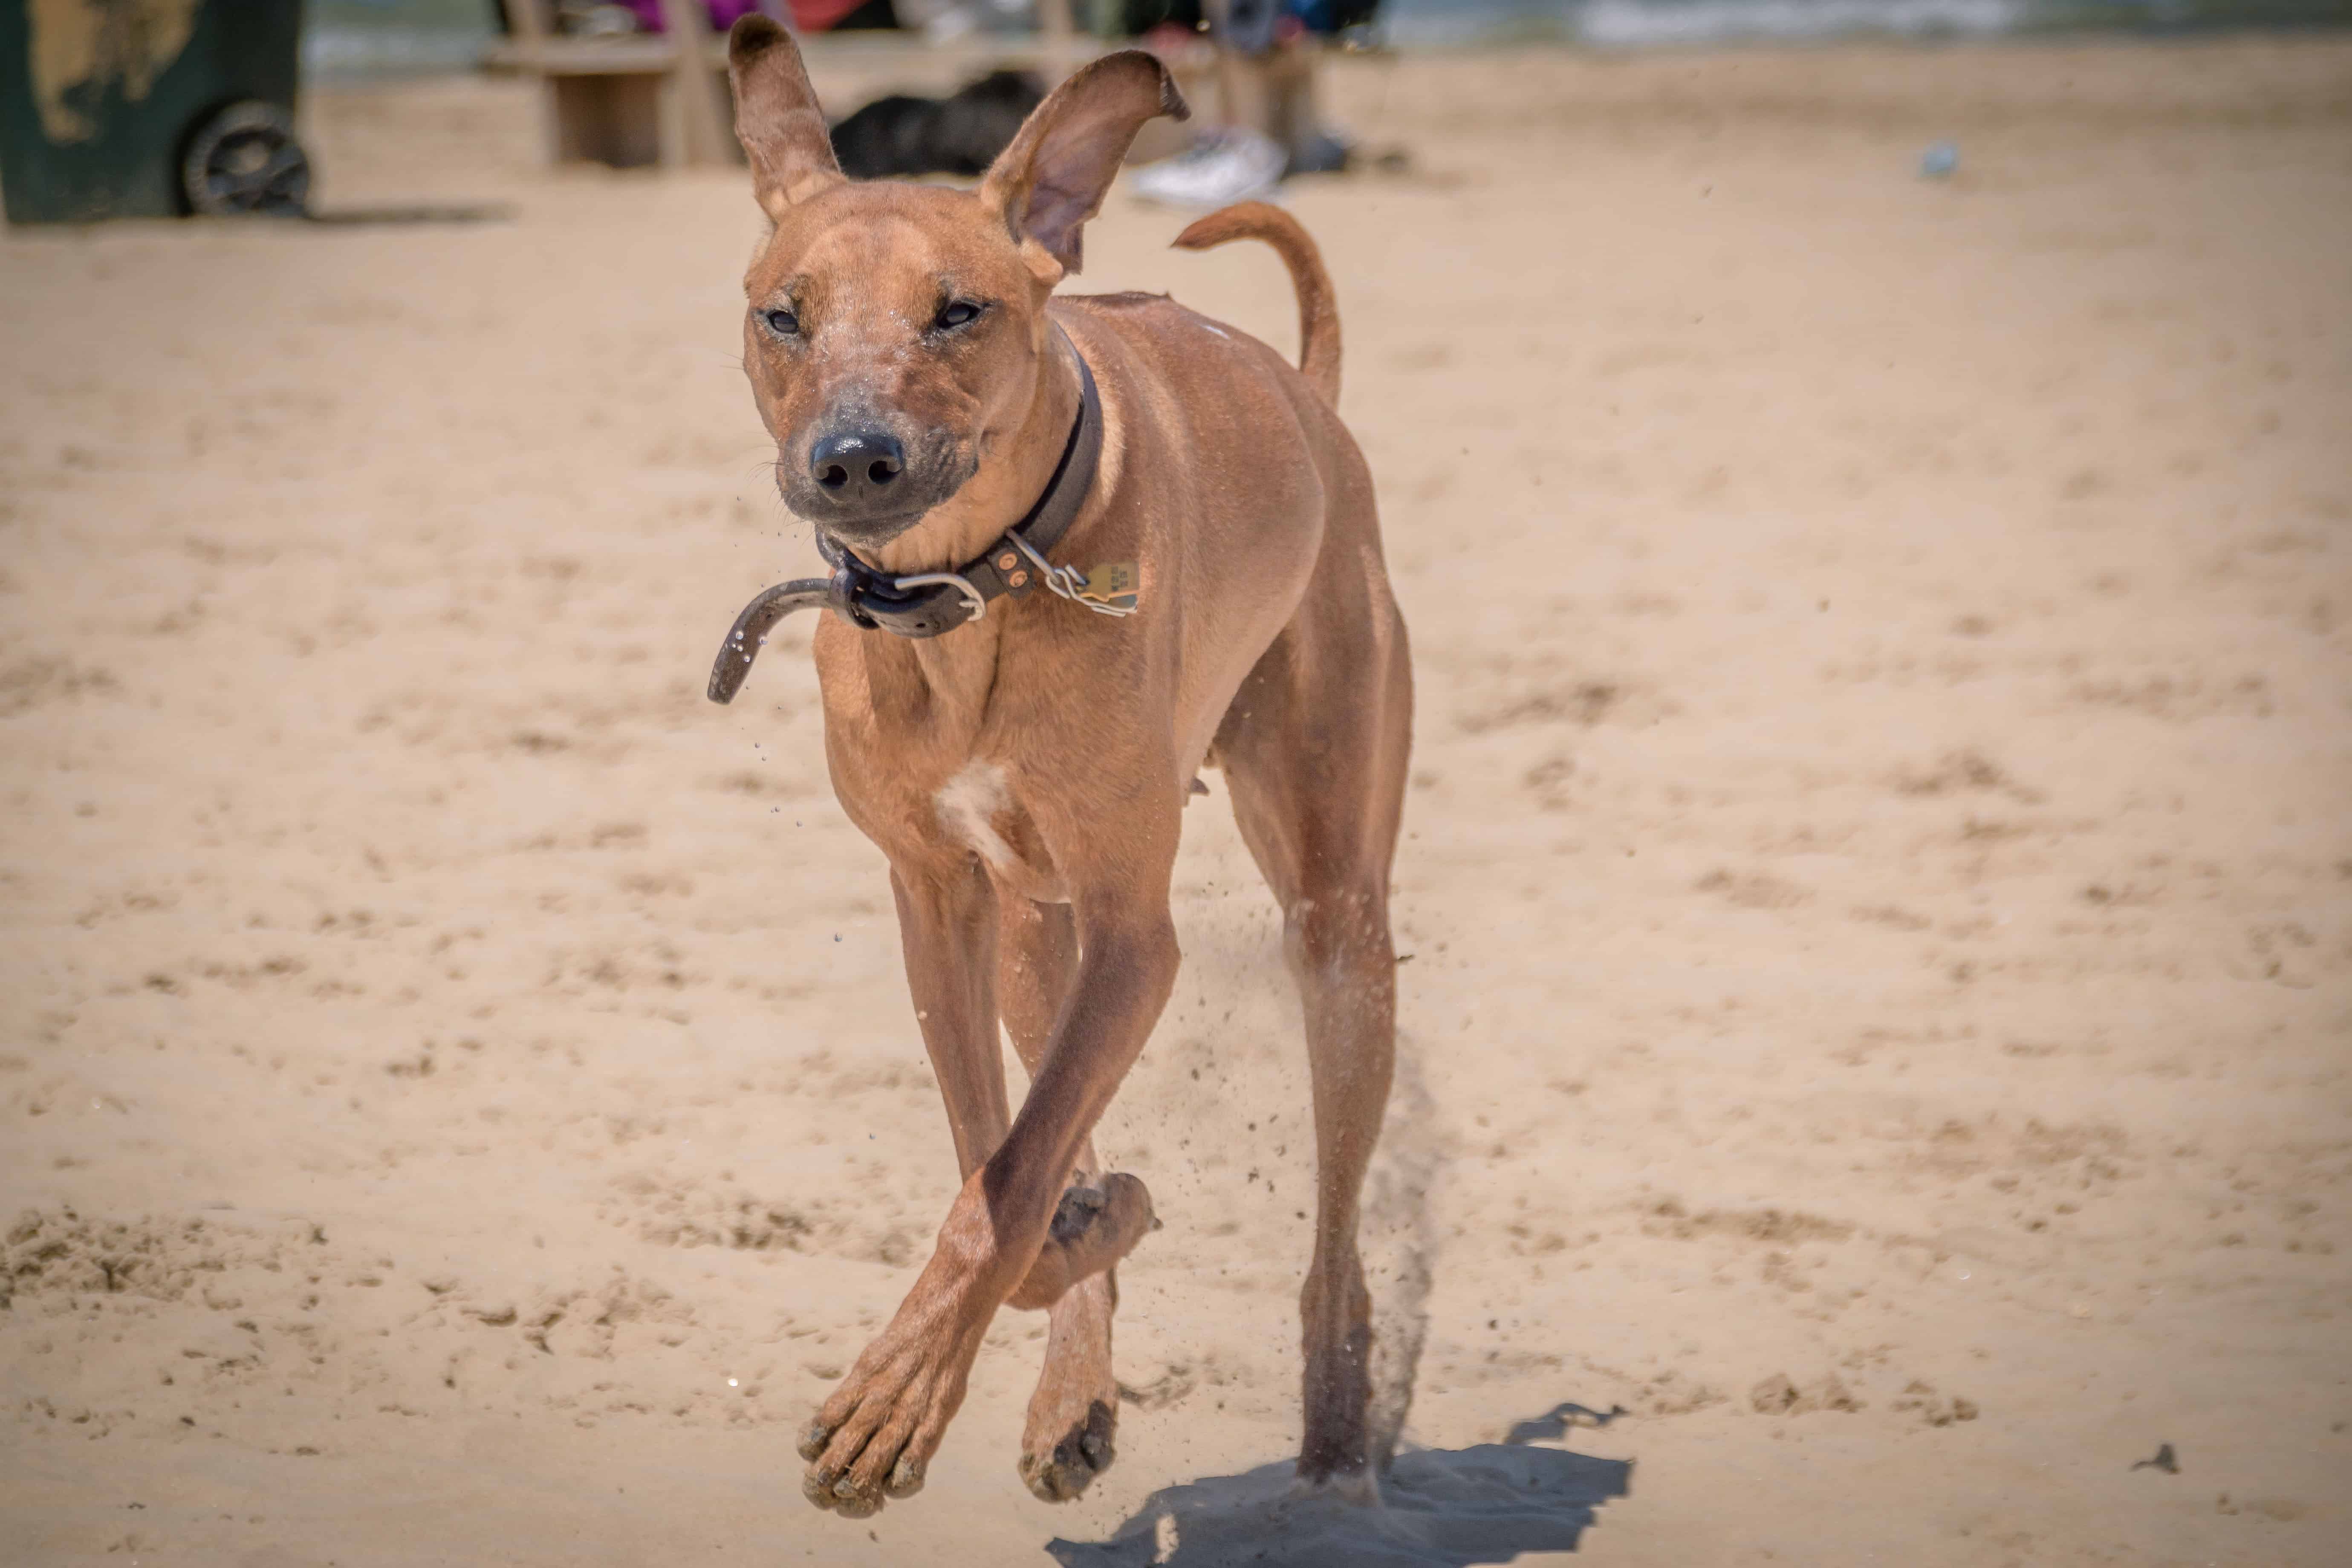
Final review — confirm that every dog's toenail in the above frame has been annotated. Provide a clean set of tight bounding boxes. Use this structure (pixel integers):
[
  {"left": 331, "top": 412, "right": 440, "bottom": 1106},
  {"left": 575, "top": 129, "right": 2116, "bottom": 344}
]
[
  {"left": 797, "top": 1419, "right": 832, "bottom": 1461},
  {"left": 801, "top": 1470, "right": 836, "bottom": 1507},
  {"left": 887, "top": 1457, "right": 925, "bottom": 1497}
]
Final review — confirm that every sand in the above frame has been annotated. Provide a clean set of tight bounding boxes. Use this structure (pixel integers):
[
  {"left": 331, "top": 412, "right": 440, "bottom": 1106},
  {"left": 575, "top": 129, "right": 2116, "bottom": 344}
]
[{"left": 3, "top": 35, "right": 2349, "bottom": 1568}]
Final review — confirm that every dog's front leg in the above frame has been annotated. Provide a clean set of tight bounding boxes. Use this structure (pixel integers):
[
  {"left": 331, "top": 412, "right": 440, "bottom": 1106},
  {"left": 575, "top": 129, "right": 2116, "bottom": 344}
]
[
  {"left": 1001, "top": 895, "right": 1123, "bottom": 1503},
  {"left": 800, "top": 874, "right": 1178, "bottom": 1516},
  {"left": 890, "top": 858, "right": 1010, "bottom": 1179}
]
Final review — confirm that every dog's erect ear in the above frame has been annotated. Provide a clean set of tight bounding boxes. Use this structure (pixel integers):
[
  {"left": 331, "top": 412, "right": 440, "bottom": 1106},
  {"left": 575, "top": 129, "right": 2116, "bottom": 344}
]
[
  {"left": 728, "top": 16, "right": 844, "bottom": 222},
  {"left": 978, "top": 52, "right": 1188, "bottom": 279}
]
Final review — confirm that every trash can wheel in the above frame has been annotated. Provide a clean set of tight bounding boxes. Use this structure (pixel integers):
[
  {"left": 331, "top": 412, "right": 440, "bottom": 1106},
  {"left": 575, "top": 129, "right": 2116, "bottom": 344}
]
[{"left": 181, "top": 101, "right": 309, "bottom": 217}]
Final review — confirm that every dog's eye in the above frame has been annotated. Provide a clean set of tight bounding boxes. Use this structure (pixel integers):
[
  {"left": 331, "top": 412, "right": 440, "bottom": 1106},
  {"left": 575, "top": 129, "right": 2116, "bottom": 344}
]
[
  {"left": 936, "top": 300, "right": 983, "bottom": 331},
  {"left": 762, "top": 308, "right": 799, "bottom": 337}
]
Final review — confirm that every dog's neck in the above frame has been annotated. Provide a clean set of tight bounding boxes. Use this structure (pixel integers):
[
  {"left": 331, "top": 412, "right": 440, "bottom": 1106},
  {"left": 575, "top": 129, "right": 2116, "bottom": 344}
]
[{"left": 863, "top": 321, "right": 1088, "bottom": 579}]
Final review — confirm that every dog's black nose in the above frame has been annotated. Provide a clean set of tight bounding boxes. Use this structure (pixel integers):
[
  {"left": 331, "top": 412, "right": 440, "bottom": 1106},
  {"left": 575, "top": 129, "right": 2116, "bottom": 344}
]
[{"left": 809, "top": 430, "right": 904, "bottom": 502}]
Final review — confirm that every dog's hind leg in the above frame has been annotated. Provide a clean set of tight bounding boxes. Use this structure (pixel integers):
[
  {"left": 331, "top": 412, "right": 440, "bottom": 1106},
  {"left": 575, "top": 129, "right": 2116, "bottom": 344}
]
[
  {"left": 998, "top": 892, "right": 1123, "bottom": 1502},
  {"left": 1214, "top": 529, "right": 1413, "bottom": 1492}
]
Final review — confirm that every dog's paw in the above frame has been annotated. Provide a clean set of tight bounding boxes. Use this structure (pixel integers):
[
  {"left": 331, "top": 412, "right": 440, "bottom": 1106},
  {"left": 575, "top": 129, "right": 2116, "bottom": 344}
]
[
  {"left": 1020, "top": 1396, "right": 1117, "bottom": 1502},
  {"left": 1020, "top": 1271, "right": 1120, "bottom": 1502},
  {"left": 798, "top": 1304, "right": 986, "bottom": 1516},
  {"left": 1007, "top": 1173, "right": 1154, "bottom": 1311}
]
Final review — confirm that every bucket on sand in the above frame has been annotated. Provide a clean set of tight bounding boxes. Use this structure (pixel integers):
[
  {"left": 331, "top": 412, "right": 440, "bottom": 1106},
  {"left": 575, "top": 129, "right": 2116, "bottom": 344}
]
[{"left": 0, "top": 0, "right": 308, "bottom": 225}]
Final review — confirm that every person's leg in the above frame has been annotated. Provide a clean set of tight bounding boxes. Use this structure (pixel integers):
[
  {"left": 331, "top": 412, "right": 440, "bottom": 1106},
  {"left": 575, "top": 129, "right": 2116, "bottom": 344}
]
[
  {"left": 1129, "top": 0, "right": 1292, "bottom": 205},
  {"left": 1169, "top": 0, "right": 1333, "bottom": 181}
]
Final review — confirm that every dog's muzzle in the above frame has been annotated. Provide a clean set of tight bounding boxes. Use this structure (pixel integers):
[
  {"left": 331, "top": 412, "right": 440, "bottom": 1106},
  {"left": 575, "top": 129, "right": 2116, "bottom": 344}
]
[{"left": 707, "top": 329, "right": 1132, "bottom": 705}]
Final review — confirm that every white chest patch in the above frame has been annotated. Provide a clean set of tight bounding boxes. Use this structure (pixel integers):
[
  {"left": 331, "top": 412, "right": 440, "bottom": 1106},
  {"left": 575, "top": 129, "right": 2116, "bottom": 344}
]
[{"left": 935, "top": 760, "right": 1016, "bottom": 869}]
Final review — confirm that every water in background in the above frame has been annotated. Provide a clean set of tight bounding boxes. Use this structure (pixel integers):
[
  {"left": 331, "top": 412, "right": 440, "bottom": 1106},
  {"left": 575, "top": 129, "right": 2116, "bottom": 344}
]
[
  {"left": 305, "top": 0, "right": 499, "bottom": 79},
  {"left": 303, "top": 0, "right": 2352, "bottom": 78},
  {"left": 1385, "top": 0, "right": 2352, "bottom": 46}
]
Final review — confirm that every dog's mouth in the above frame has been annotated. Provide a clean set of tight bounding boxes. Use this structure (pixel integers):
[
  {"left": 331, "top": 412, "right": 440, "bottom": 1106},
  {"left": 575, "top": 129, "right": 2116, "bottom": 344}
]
[{"left": 800, "top": 503, "right": 931, "bottom": 548}]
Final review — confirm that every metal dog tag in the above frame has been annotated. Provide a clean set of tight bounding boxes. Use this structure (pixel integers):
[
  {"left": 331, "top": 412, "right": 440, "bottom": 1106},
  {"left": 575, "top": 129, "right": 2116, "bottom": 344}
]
[{"left": 1075, "top": 562, "right": 1138, "bottom": 613}]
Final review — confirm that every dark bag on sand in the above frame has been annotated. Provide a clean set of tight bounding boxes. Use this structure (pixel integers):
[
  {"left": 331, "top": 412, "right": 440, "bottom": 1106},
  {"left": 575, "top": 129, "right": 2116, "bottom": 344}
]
[{"left": 829, "top": 70, "right": 1045, "bottom": 180}]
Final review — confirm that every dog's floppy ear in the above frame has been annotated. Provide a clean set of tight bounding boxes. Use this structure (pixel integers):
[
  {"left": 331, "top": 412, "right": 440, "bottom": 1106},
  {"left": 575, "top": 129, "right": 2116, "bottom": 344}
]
[
  {"left": 978, "top": 52, "right": 1188, "bottom": 279},
  {"left": 728, "top": 16, "right": 844, "bottom": 222}
]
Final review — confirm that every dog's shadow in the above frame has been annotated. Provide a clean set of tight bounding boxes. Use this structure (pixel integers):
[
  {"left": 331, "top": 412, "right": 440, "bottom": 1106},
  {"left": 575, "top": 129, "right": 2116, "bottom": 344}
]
[{"left": 1045, "top": 1424, "right": 1632, "bottom": 1567}]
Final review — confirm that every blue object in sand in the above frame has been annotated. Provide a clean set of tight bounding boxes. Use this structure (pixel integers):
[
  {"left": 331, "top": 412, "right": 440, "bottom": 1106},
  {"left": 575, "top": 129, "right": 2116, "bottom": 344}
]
[{"left": 1921, "top": 140, "right": 1959, "bottom": 179}]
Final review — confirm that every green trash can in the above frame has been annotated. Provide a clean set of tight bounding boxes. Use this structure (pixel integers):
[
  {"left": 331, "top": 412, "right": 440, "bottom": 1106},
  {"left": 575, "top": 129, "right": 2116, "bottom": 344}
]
[{"left": 0, "top": 0, "right": 309, "bottom": 225}]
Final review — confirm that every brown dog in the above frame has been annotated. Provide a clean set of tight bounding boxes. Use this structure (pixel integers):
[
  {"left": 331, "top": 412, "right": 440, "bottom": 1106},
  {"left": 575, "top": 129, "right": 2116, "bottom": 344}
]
[{"left": 711, "top": 17, "right": 1411, "bottom": 1517}]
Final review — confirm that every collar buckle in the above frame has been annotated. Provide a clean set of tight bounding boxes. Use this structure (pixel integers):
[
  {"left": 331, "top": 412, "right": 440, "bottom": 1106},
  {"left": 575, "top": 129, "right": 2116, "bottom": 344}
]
[{"left": 886, "top": 570, "right": 988, "bottom": 623}]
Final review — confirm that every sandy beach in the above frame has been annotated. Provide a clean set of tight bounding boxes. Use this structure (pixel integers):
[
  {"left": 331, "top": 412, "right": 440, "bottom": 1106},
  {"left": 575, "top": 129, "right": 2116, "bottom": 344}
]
[{"left": 3, "top": 35, "right": 2349, "bottom": 1566}]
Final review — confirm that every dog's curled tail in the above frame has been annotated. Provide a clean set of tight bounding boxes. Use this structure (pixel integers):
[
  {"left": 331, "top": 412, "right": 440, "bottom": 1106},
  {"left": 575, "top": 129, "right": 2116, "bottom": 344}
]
[{"left": 1172, "top": 202, "right": 1341, "bottom": 405}]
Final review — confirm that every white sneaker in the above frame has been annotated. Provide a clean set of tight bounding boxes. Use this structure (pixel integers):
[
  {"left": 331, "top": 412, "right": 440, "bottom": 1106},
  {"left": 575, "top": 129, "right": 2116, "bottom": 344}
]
[{"left": 1127, "top": 129, "right": 1286, "bottom": 209}]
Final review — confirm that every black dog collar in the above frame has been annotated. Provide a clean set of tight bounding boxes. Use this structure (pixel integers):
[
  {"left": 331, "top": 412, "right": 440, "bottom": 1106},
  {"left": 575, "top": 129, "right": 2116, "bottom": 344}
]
[{"left": 707, "top": 326, "right": 1128, "bottom": 706}]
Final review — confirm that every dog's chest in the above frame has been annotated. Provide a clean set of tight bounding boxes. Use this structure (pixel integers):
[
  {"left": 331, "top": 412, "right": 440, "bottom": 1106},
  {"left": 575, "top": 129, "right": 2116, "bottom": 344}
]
[{"left": 930, "top": 759, "right": 1063, "bottom": 901}]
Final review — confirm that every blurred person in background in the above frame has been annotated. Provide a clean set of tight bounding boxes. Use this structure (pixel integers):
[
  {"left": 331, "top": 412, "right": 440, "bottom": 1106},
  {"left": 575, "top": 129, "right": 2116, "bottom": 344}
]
[{"left": 1126, "top": 0, "right": 1373, "bottom": 205}]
